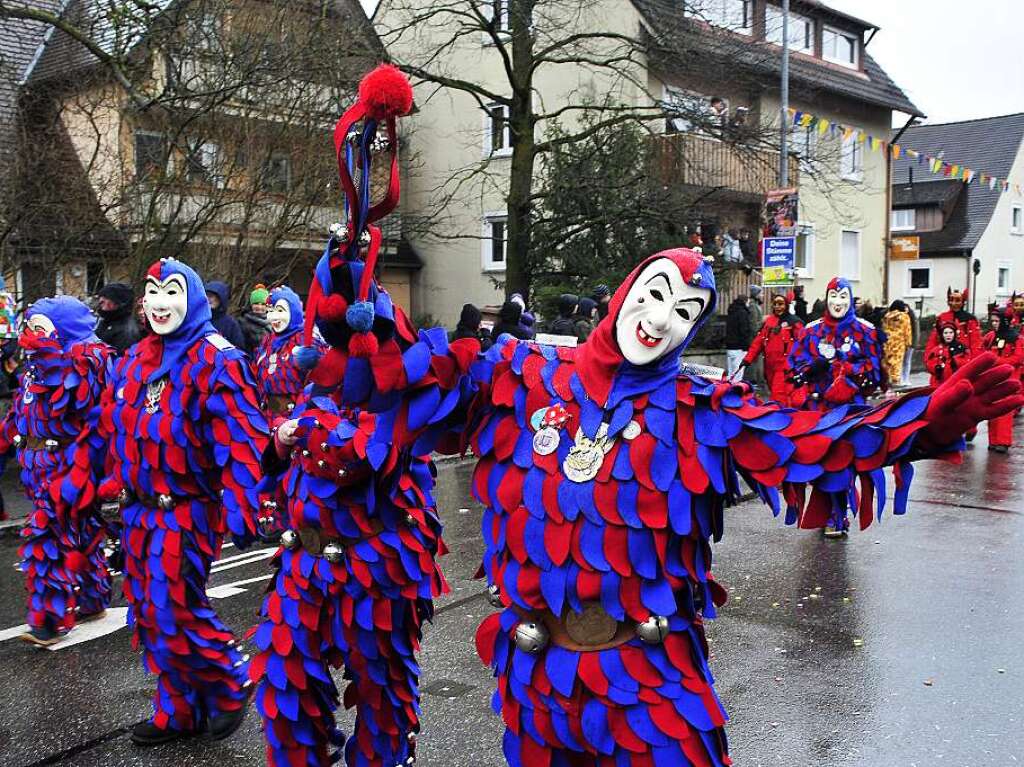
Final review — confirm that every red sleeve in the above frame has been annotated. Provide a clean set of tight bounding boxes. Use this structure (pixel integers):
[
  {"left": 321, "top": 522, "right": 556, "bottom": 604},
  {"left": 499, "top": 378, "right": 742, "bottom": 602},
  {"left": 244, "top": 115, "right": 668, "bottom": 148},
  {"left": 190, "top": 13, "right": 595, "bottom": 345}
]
[{"left": 743, "top": 321, "right": 769, "bottom": 366}]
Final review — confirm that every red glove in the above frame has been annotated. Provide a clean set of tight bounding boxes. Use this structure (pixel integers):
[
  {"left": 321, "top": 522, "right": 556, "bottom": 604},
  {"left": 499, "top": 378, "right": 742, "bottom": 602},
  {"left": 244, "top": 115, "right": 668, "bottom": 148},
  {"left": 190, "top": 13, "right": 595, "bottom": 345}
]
[{"left": 922, "top": 352, "right": 1024, "bottom": 446}]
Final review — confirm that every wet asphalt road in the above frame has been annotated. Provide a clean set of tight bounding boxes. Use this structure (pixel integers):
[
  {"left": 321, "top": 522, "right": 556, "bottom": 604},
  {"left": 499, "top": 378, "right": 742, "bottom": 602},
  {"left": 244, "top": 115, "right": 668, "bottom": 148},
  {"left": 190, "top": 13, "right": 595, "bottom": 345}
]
[{"left": 0, "top": 418, "right": 1022, "bottom": 766}]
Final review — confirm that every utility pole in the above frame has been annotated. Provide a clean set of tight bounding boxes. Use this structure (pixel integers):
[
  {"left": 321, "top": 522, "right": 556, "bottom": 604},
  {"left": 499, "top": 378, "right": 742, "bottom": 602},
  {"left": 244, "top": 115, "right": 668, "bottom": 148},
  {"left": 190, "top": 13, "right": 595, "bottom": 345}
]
[{"left": 779, "top": 0, "right": 790, "bottom": 187}]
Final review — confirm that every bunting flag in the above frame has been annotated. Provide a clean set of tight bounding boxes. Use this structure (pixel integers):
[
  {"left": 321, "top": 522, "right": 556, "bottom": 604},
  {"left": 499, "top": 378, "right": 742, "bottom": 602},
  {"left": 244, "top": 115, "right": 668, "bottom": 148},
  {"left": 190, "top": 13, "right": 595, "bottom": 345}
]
[{"left": 786, "top": 108, "right": 1022, "bottom": 196}]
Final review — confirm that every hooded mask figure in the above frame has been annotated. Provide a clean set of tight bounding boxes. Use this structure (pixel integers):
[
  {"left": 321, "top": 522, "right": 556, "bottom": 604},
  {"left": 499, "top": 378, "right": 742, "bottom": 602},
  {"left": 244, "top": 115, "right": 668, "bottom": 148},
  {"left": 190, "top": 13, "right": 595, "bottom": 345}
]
[
  {"left": 22, "top": 296, "right": 99, "bottom": 352},
  {"left": 138, "top": 259, "right": 216, "bottom": 381},
  {"left": 266, "top": 286, "right": 304, "bottom": 351},
  {"left": 574, "top": 249, "right": 715, "bottom": 408}
]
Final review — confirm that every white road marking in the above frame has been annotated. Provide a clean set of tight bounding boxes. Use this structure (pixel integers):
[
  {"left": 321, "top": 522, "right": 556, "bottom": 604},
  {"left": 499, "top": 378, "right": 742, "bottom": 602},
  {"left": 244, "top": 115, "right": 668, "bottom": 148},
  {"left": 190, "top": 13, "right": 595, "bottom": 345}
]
[
  {"left": 209, "top": 547, "right": 276, "bottom": 574},
  {"left": 208, "top": 573, "right": 274, "bottom": 599},
  {"left": 47, "top": 608, "right": 130, "bottom": 651},
  {"left": 0, "top": 624, "right": 30, "bottom": 642}
]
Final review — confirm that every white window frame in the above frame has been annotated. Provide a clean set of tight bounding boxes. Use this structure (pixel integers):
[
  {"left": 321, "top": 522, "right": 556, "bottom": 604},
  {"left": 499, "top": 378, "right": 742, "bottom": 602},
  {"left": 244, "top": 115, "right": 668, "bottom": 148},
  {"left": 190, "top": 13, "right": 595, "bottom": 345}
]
[
  {"left": 186, "top": 140, "right": 224, "bottom": 188},
  {"left": 1012, "top": 203, "right": 1023, "bottom": 235},
  {"left": 891, "top": 208, "right": 916, "bottom": 232},
  {"left": 683, "top": 0, "right": 753, "bottom": 35},
  {"left": 483, "top": 102, "right": 512, "bottom": 158},
  {"left": 661, "top": 86, "right": 721, "bottom": 135},
  {"left": 997, "top": 260, "right": 1013, "bottom": 295},
  {"left": 482, "top": 211, "right": 508, "bottom": 272},
  {"left": 794, "top": 221, "right": 815, "bottom": 278},
  {"left": 840, "top": 132, "right": 864, "bottom": 181},
  {"left": 480, "top": 0, "right": 511, "bottom": 44},
  {"left": 904, "top": 260, "right": 933, "bottom": 298},
  {"left": 822, "top": 26, "right": 859, "bottom": 68},
  {"left": 765, "top": 5, "right": 814, "bottom": 54},
  {"left": 840, "top": 228, "right": 862, "bottom": 281},
  {"left": 790, "top": 123, "right": 817, "bottom": 170}
]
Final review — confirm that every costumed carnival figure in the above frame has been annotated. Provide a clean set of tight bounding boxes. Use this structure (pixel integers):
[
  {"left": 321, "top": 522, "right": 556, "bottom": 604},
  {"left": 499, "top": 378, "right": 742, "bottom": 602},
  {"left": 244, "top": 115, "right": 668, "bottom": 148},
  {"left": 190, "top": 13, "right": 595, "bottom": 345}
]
[
  {"left": 925, "top": 287, "right": 982, "bottom": 357},
  {"left": 100, "top": 258, "right": 269, "bottom": 745},
  {"left": 467, "top": 253, "right": 1021, "bottom": 767},
  {"left": 312, "top": 242, "right": 1021, "bottom": 766},
  {"left": 740, "top": 292, "right": 803, "bottom": 405},
  {"left": 925, "top": 320, "right": 971, "bottom": 385},
  {"left": 251, "top": 65, "right": 480, "bottom": 767},
  {"left": 0, "top": 297, "right": 113, "bottom": 646},
  {"left": 787, "top": 277, "right": 885, "bottom": 412},
  {"left": 254, "top": 285, "right": 324, "bottom": 535},
  {"left": 982, "top": 305, "right": 1022, "bottom": 452}
]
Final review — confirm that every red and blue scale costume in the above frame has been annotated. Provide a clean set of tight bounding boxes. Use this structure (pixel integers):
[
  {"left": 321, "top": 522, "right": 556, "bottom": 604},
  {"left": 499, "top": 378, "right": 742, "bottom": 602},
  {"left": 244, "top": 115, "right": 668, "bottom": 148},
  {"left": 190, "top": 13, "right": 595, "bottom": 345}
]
[
  {"left": 255, "top": 286, "right": 321, "bottom": 424},
  {"left": 0, "top": 297, "right": 113, "bottom": 640},
  {"left": 787, "top": 277, "right": 885, "bottom": 411},
  {"left": 460, "top": 250, "right": 1016, "bottom": 767},
  {"left": 251, "top": 64, "right": 483, "bottom": 767},
  {"left": 101, "top": 259, "right": 269, "bottom": 735}
]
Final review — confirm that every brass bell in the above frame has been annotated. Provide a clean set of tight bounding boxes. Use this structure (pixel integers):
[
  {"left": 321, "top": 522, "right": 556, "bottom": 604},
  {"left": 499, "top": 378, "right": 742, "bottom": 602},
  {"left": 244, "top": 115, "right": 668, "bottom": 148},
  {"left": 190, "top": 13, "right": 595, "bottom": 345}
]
[
  {"left": 12, "top": 434, "right": 22, "bottom": 447},
  {"left": 280, "top": 529, "right": 300, "bottom": 550},
  {"left": 513, "top": 621, "right": 549, "bottom": 654},
  {"left": 44, "top": 438, "right": 59, "bottom": 452},
  {"left": 486, "top": 584, "right": 503, "bottom": 608},
  {"left": 322, "top": 542, "right": 344, "bottom": 564},
  {"left": 636, "top": 615, "right": 670, "bottom": 644},
  {"left": 157, "top": 494, "right": 174, "bottom": 510}
]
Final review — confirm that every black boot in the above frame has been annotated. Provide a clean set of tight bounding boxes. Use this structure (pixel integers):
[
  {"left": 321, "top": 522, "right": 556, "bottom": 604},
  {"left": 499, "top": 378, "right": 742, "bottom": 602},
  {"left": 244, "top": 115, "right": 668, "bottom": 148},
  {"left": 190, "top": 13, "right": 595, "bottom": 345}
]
[
  {"left": 130, "top": 720, "right": 191, "bottom": 746},
  {"left": 207, "top": 699, "right": 249, "bottom": 741}
]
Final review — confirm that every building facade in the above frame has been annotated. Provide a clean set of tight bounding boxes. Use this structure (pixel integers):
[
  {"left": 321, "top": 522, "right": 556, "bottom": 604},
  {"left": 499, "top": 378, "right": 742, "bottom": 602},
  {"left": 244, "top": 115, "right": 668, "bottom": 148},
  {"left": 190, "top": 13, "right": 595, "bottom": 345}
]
[
  {"left": 374, "top": 0, "right": 921, "bottom": 325},
  {"left": 887, "top": 113, "right": 1024, "bottom": 318}
]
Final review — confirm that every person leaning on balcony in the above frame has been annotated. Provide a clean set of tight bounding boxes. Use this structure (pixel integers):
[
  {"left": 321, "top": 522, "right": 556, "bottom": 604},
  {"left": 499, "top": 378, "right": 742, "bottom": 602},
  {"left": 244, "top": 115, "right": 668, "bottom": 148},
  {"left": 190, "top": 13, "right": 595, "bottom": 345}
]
[{"left": 725, "top": 291, "right": 753, "bottom": 381}]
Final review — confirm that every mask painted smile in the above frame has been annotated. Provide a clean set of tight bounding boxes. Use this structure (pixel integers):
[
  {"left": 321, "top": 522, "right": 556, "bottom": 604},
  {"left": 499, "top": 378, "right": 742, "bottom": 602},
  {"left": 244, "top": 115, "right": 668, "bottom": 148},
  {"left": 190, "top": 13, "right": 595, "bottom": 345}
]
[{"left": 143, "top": 274, "right": 188, "bottom": 336}]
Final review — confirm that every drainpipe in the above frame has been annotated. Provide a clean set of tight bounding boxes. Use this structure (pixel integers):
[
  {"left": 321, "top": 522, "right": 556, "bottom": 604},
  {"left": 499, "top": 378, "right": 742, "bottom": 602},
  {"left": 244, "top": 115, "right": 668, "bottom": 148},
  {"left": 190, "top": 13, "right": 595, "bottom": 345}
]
[{"left": 884, "top": 114, "right": 918, "bottom": 305}]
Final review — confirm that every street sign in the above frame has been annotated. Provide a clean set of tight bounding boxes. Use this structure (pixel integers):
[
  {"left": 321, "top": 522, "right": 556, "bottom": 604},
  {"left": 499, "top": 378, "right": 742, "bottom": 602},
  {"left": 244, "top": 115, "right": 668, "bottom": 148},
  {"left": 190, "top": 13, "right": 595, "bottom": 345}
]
[
  {"left": 761, "top": 236, "right": 796, "bottom": 286},
  {"left": 890, "top": 235, "right": 920, "bottom": 261}
]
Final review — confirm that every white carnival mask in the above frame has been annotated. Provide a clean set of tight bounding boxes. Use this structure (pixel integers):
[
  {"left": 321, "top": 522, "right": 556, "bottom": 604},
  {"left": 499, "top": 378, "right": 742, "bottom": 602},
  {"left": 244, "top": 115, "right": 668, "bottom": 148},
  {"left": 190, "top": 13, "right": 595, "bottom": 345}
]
[
  {"left": 826, "top": 286, "right": 852, "bottom": 320},
  {"left": 26, "top": 314, "right": 56, "bottom": 338},
  {"left": 267, "top": 299, "right": 291, "bottom": 334},
  {"left": 143, "top": 274, "right": 188, "bottom": 336},
  {"left": 615, "top": 257, "right": 711, "bottom": 366}
]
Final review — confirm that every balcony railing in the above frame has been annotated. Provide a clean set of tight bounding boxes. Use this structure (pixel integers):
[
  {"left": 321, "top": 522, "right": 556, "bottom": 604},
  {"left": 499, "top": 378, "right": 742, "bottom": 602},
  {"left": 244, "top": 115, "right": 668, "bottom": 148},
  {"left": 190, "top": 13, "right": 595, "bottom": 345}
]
[{"left": 650, "top": 132, "right": 799, "bottom": 198}]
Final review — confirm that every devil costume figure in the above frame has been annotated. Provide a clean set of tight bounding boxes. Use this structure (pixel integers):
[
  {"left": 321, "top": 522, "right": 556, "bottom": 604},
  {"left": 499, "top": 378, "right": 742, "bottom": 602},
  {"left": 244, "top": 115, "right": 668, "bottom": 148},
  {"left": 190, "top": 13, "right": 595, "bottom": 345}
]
[
  {"left": 925, "top": 287, "right": 982, "bottom": 358},
  {"left": 251, "top": 65, "right": 483, "bottom": 767},
  {"left": 925, "top": 320, "right": 971, "bottom": 385},
  {"left": 0, "top": 298, "right": 113, "bottom": 646},
  {"left": 100, "top": 258, "right": 268, "bottom": 745},
  {"left": 741, "top": 293, "right": 803, "bottom": 405},
  {"left": 788, "top": 278, "right": 885, "bottom": 411},
  {"left": 983, "top": 307, "right": 1022, "bottom": 452}
]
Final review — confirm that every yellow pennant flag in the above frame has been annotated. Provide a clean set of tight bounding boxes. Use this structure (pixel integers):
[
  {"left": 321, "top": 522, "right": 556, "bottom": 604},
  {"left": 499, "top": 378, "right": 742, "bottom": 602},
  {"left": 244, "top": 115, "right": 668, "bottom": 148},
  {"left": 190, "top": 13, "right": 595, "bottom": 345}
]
[
  {"left": 800, "top": 113, "right": 814, "bottom": 128},
  {"left": 857, "top": 130, "right": 867, "bottom": 144},
  {"left": 817, "top": 118, "right": 830, "bottom": 135},
  {"left": 842, "top": 127, "right": 854, "bottom": 141},
  {"left": 951, "top": 165, "right": 960, "bottom": 176},
  {"left": 869, "top": 136, "right": 880, "bottom": 152},
  {"left": 891, "top": 144, "right": 902, "bottom": 159}
]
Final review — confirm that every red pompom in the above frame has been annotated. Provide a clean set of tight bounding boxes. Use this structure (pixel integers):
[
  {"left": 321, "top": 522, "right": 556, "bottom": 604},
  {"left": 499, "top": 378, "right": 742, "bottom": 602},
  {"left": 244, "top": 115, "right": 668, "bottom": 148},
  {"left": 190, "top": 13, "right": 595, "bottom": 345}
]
[
  {"left": 309, "top": 347, "right": 347, "bottom": 387},
  {"left": 320, "top": 294, "right": 348, "bottom": 323},
  {"left": 65, "top": 550, "right": 89, "bottom": 574},
  {"left": 359, "top": 64, "right": 414, "bottom": 120},
  {"left": 349, "top": 331, "right": 379, "bottom": 358}
]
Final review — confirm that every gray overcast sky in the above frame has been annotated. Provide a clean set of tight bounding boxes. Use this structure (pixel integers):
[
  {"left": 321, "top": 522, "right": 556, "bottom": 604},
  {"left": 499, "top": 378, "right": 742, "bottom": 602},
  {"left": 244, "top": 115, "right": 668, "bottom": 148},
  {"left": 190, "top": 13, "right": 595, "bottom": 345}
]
[{"left": 358, "top": 0, "right": 1024, "bottom": 125}]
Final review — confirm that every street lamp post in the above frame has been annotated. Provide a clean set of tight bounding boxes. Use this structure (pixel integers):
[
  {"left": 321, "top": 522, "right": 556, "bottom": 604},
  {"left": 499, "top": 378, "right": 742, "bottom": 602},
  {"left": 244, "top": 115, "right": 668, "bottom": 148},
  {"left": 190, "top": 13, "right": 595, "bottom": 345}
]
[{"left": 779, "top": 0, "right": 790, "bottom": 187}]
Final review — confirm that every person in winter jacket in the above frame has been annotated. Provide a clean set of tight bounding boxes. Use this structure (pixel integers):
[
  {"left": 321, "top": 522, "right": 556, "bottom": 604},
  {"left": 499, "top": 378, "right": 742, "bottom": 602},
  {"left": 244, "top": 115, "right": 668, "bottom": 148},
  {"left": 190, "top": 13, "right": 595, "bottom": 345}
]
[
  {"left": 925, "top": 320, "right": 971, "bottom": 385},
  {"left": 881, "top": 300, "right": 913, "bottom": 386},
  {"left": 926, "top": 287, "right": 982, "bottom": 358},
  {"left": 509, "top": 293, "right": 536, "bottom": 339},
  {"left": 204, "top": 280, "right": 246, "bottom": 350},
  {"left": 453, "top": 303, "right": 493, "bottom": 351},
  {"left": 548, "top": 293, "right": 579, "bottom": 337},
  {"left": 573, "top": 297, "right": 598, "bottom": 341},
  {"left": 492, "top": 300, "right": 531, "bottom": 340},
  {"left": 983, "top": 308, "right": 1022, "bottom": 452},
  {"left": 239, "top": 284, "right": 273, "bottom": 353},
  {"left": 95, "top": 282, "right": 142, "bottom": 354},
  {"left": 725, "top": 294, "right": 753, "bottom": 379},
  {"left": 742, "top": 293, "right": 803, "bottom": 404},
  {"left": 592, "top": 283, "right": 611, "bottom": 319}
]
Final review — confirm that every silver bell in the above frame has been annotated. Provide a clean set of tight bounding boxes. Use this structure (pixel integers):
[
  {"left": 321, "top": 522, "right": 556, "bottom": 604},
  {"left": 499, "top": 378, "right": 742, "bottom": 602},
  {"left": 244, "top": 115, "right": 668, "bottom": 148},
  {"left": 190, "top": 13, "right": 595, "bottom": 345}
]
[
  {"left": 12, "top": 434, "right": 22, "bottom": 447},
  {"left": 320, "top": 442, "right": 328, "bottom": 451},
  {"left": 636, "top": 615, "right": 670, "bottom": 644},
  {"left": 486, "top": 584, "right": 503, "bottom": 608},
  {"left": 322, "top": 542, "right": 345, "bottom": 564},
  {"left": 317, "top": 459, "right": 326, "bottom": 469},
  {"left": 338, "top": 469, "right": 347, "bottom": 478},
  {"left": 44, "top": 438, "right": 59, "bottom": 452},
  {"left": 405, "top": 514, "right": 418, "bottom": 528},
  {"left": 280, "top": 529, "right": 300, "bottom": 550},
  {"left": 514, "top": 621, "right": 549, "bottom": 654},
  {"left": 261, "top": 500, "right": 277, "bottom": 511},
  {"left": 329, "top": 222, "right": 348, "bottom": 240},
  {"left": 359, "top": 229, "right": 372, "bottom": 246},
  {"left": 369, "top": 134, "right": 392, "bottom": 155},
  {"left": 301, "top": 449, "right": 311, "bottom": 458},
  {"left": 286, "top": 402, "right": 295, "bottom": 412},
  {"left": 157, "top": 493, "right": 174, "bottom": 510}
]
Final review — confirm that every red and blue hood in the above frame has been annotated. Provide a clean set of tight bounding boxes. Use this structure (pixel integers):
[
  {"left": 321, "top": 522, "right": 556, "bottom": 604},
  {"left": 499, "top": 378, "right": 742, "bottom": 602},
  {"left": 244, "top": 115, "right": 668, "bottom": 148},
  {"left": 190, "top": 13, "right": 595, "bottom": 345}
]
[
  {"left": 24, "top": 296, "right": 98, "bottom": 350},
  {"left": 141, "top": 258, "right": 216, "bottom": 381}
]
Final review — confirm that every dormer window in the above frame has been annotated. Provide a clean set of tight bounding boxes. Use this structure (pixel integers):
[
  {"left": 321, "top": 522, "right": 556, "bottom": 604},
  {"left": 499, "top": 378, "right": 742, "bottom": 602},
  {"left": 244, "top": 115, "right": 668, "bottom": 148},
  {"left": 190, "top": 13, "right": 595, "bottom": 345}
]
[
  {"left": 684, "top": 1, "right": 753, "bottom": 35},
  {"left": 823, "top": 26, "right": 860, "bottom": 68},
  {"left": 765, "top": 5, "right": 813, "bottom": 54}
]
